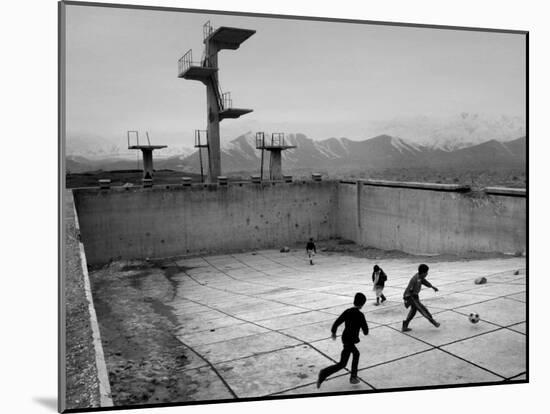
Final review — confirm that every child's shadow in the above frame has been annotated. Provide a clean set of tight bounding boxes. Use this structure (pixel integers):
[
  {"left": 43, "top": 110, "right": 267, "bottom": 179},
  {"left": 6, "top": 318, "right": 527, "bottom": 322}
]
[{"left": 33, "top": 397, "right": 57, "bottom": 411}]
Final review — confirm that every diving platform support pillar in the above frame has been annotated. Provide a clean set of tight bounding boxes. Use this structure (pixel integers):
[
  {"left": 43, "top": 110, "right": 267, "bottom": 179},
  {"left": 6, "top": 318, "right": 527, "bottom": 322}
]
[
  {"left": 141, "top": 149, "right": 154, "bottom": 178},
  {"left": 270, "top": 150, "right": 283, "bottom": 180},
  {"left": 206, "top": 46, "right": 221, "bottom": 182}
]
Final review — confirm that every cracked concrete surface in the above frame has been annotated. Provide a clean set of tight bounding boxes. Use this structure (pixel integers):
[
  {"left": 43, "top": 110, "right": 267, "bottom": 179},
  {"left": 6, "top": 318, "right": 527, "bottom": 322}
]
[{"left": 99, "top": 249, "right": 526, "bottom": 400}]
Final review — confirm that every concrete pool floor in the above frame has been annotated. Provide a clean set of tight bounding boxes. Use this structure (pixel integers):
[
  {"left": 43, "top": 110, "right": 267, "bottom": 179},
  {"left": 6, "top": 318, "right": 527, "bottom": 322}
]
[{"left": 101, "top": 250, "right": 527, "bottom": 401}]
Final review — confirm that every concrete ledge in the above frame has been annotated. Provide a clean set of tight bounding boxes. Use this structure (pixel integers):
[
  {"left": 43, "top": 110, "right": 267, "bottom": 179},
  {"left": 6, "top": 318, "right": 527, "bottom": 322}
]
[
  {"left": 484, "top": 187, "right": 526, "bottom": 197},
  {"left": 72, "top": 195, "right": 114, "bottom": 407},
  {"left": 73, "top": 180, "right": 338, "bottom": 196},
  {"left": 359, "top": 179, "right": 471, "bottom": 192}
]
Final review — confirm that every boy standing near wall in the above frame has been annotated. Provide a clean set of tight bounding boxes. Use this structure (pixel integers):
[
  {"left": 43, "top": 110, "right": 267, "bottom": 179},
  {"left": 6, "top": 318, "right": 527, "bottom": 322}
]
[
  {"left": 372, "top": 265, "right": 387, "bottom": 306},
  {"left": 402, "top": 264, "right": 440, "bottom": 332},
  {"left": 306, "top": 237, "right": 317, "bottom": 265},
  {"left": 317, "top": 292, "right": 369, "bottom": 388}
]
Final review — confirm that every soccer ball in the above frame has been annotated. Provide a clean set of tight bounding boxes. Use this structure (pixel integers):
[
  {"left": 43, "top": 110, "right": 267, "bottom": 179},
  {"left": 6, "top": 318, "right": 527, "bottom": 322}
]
[{"left": 468, "top": 313, "right": 480, "bottom": 323}]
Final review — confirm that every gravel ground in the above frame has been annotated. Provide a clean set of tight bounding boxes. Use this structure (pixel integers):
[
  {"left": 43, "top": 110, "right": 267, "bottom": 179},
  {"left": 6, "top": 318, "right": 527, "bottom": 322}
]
[
  {"left": 89, "top": 262, "right": 206, "bottom": 407},
  {"left": 318, "top": 238, "right": 519, "bottom": 262}
]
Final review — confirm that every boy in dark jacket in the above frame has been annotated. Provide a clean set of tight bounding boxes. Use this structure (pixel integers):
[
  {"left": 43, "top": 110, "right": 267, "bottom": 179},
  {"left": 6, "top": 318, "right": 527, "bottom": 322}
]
[
  {"left": 306, "top": 237, "right": 317, "bottom": 265},
  {"left": 372, "top": 264, "right": 387, "bottom": 306},
  {"left": 317, "top": 292, "right": 369, "bottom": 388},
  {"left": 402, "top": 264, "right": 440, "bottom": 332}
]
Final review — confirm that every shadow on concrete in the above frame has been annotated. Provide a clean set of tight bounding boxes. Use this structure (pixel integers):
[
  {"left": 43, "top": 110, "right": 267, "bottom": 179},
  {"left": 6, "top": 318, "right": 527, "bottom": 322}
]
[{"left": 33, "top": 397, "right": 57, "bottom": 412}]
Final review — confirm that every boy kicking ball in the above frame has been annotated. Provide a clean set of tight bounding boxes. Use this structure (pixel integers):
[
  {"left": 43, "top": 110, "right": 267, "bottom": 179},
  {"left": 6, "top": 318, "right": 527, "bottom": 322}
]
[
  {"left": 317, "top": 293, "right": 369, "bottom": 388},
  {"left": 306, "top": 237, "right": 317, "bottom": 265},
  {"left": 402, "top": 264, "right": 440, "bottom": 332}
]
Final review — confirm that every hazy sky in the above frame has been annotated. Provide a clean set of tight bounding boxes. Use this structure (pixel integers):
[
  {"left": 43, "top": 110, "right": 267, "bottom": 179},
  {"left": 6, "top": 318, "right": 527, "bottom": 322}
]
[{"left": 65, "top": 4, "right": 526, "bottom": 148}]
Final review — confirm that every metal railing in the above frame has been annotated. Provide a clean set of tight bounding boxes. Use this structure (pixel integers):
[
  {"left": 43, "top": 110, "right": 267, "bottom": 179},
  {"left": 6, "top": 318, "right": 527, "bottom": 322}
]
[
  {"left": 194, "top": 130, "right": 208, "bottom": 147},
  {"left": 178, "top": 49, "right": 214, "bottom": 75},
  {"left": 194, "top": 129, "right": 209, "bottom": 183},
  {"left": 255, "top": 132, "right": 266, "bottom": 149},
  {"left": 127, "top": 130, "right": 139, "bottom": 148},
  {"left": 271, "top": 133, "right": 285, "bottom": 147},
  {"left": 221, "top": 92, "right": 233, "bottom": 110},
  {"left": 203, "top": 21, "right": 214, "bottom": 40},
  {"left": 178, "top": 49, "right": 193, "bottom": 75},
  {"left": 255, "top": 132, "right": 286, "bottom": 148}
]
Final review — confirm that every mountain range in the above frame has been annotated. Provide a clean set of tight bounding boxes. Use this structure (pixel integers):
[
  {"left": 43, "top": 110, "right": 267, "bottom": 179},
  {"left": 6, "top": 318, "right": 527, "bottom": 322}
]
[
  {"left": 363, "top": 113, "right": 525, "bottom": 151},
  {"left": 66, "top": 132, "right": 526, "bottom": 175}
]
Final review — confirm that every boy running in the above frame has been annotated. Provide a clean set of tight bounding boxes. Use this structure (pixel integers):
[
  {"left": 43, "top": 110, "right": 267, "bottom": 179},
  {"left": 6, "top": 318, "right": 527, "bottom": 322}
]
[
  {"left": 317, "top": 292, "right": 369, "bottom": 388},
  {"left": 372, "top": 265, "right": 387, "bottom": 306},
  {"left": 402, "top": 264, "right": 440, "bottom": 332},
  {"left": 306, "top": 237, "right": 317, "bottom": 265}
]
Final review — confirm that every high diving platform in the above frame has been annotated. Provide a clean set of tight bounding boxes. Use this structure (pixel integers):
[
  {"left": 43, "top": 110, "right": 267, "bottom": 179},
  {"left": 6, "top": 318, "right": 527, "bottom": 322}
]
[{"left": 203, "top": 24, "right": 256, "bottom": 50}]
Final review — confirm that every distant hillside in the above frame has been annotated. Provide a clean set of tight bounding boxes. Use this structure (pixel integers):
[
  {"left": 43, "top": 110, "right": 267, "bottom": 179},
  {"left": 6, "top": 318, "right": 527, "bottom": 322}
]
[
  {"left": 65, "top": 133, "right": 526, "bottom": 175},
  {"left": 364, "top": 113, "right": 525, "bottom": 151},
  {"left": 178, "top": 133, "right": 526, "bottom": 173},
  {"left": 66, "top": 133, "right": 194, "bottom": 160},
  {"left": 65, "top": 170, "right": 204, "bottom": 189},
  {"left": 436, "top": 138, "right": 525, "bottom": 169},
  {"left": 66, "top": 156, "right": 143, "bottom": 173}
]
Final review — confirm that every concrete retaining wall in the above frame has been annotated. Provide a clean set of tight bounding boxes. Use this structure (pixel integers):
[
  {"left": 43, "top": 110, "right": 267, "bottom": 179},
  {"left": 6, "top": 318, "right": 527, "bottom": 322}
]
[
  {"left": 339, "top": 180, "right": 526, "bottom": 255},
  {"left": 74, "top": 179, "right": 526, "bottom": 264},
  {"left": 74, "top": 182, "right": 338, "bottom": 265},
  {"left": 336, "top": 182, "right": 358, "bottom": 242}
]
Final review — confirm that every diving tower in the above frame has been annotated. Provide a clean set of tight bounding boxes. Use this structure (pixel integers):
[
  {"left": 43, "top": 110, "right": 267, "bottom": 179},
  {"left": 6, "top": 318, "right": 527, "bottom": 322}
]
[
  {"left": 127, "top": 131, "right": 167, "bottom": 179},
  {"left": 255, "top": 132, "right": 296, "bottom": 181},
  {"left": 178, "top": 21, "right": 255, "bottom": 183}
]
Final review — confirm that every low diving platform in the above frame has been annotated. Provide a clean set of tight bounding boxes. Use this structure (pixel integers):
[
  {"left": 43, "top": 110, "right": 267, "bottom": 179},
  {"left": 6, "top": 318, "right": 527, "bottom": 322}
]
[
  {"left": 255, "top": 132, "right": 297, "bottom": 150},
  {"left": 255, "top": 132, "right": 296, "bottom": 181},
  {"left": 127, "top": 131, "right": 167, "bottom": 179},
  {"left": 219, "top": 108, "right": 253, "bottom": 120},
  {"left": 218, "top": 91, "right": 252, "bottom": 120},
  {"left": 127, "top": 145, "right": 167, "bottom": 151}
]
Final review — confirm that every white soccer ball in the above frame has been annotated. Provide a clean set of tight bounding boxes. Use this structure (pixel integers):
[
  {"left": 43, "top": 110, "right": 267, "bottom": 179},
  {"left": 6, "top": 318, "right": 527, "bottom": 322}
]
[{"left": 468, "top": 313, "right": 480, "bottom": 323}]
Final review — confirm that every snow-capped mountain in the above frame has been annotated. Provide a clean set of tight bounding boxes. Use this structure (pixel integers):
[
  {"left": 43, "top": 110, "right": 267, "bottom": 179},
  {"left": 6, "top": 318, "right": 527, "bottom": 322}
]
[
  {"left": 65, "top": 128, "right": 525, "bottom": 174},
  {"left": 178, "top": 132, "right": 525, "bottom": 174},
  {"left": 66, "top": 133, "right": 194, "bottom": 160},
  {"left": 364, "top": 113, "right": 526, "bottom": 151}
]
